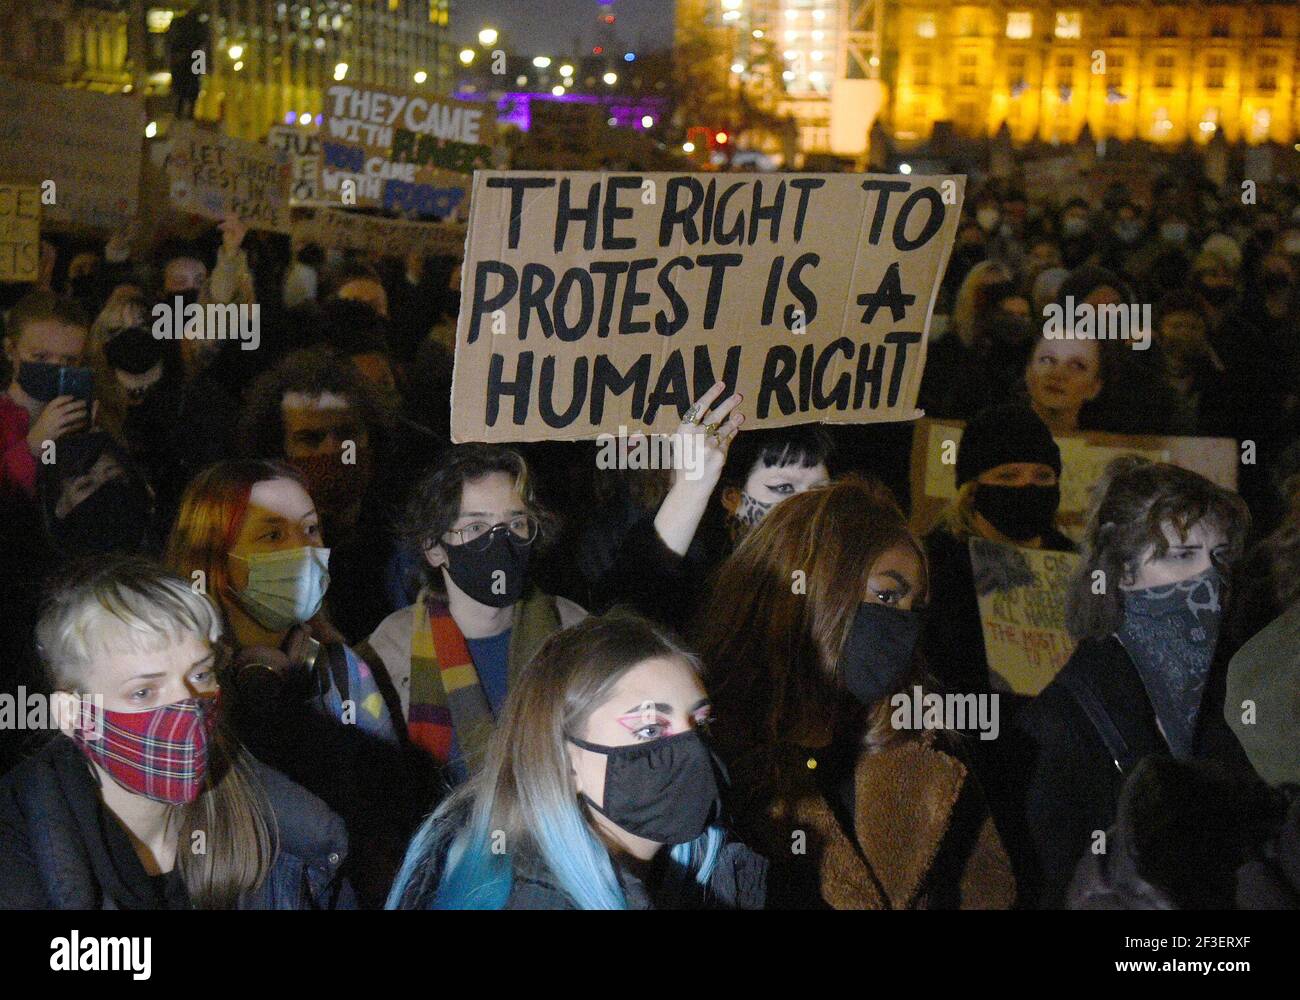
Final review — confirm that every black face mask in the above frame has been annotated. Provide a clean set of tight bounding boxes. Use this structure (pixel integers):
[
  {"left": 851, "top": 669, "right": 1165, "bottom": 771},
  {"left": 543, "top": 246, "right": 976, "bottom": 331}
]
[
  {"left": 51, "top": 476, "right": 153, "bottom": 556},
  {"left": 16, "top": 361, "right": 65, "bottom": 403},
  {"left": 442, "top": 526, "right": 531, "bottom": 608},
  {"left": 975, "top": 483, "right": 1060, "bottom": 542},
  {"left": 839, "top": 602, "right": 922, "bottom": 708},
  {"left": 569, "top": 730, "right": 723, "bottom": 845}
]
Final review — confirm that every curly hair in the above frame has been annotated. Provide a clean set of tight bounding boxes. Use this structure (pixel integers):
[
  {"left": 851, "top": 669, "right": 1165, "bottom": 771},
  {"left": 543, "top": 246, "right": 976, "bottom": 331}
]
[
  {"left": 1064, "top": 457, "right": 1250, "bottom": 640},
  {"left": 396, "top": 443, "right": 560, "bottom": 592},
  {"left": 237, "top": 347, "right": 393, "bottom": 461}
]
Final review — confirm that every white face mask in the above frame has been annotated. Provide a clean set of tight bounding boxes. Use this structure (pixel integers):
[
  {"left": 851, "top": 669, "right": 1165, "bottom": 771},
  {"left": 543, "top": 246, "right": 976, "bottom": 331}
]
[{"left": 231, "top": 547, "right": 331, "bottom": 631}]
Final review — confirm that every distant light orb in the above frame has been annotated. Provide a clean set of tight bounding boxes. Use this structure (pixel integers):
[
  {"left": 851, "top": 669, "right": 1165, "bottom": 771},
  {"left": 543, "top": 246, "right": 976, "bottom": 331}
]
[
  {"left": 478, "top": 28, "right": 499, "bottom": 47},
  {"left": 533, "top": 56, "right": 552, "bottom": 68},
  {"left": 603, "top": 71, "right": 618, "bottom": 85},
  {"left": 460, "top": 49, "right": 476, "bottom": 65},
  {"left": 559, "top": 63, "right": 574, "bottom": 77},
  {"left": 641, "top": 115, "right": 654, "bottom": 128},
  {"left": 298, "top": 112, "right": 312, "bottom": 126},
  {"left": 683, "top": 141, "right": 696, "bottom": 153},
  {"left": 899, "top": 162, "right": 913, "bottom": 175},
  {"left": 413, "top": 70, "right": 428, "bottom": 84},
  {"left": 552, "top": 85, "right": 566, "bottom": 96},
  {"left": 145, "top": 121, "right": 158, "bottom": 138},
  {"left": 624, "top": 52, "right": 636, "bottom": 62}
]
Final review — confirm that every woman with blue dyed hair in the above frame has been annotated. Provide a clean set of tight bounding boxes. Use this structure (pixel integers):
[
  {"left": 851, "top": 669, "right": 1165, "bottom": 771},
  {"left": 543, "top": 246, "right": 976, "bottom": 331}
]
[{"left": 387, "top": 610, "right": 767, "bottom": 910}]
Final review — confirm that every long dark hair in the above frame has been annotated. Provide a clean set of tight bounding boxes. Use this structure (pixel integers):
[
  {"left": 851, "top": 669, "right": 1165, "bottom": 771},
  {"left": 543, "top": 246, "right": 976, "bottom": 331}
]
[{"left": 694, "top": 476, "right": 927, "bottom": 753}]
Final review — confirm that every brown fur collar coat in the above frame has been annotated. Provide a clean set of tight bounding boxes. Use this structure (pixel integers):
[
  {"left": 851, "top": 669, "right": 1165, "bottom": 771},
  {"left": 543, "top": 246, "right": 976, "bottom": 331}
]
[{"left": 724, "top": 731, "right": 1016, "bottom": 909}]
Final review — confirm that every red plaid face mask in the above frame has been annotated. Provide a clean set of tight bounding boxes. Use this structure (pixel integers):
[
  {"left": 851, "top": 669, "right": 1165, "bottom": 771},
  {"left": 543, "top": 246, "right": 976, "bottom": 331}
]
[{"left": 72, "top": 696, "right": 219, "bottom": 804}]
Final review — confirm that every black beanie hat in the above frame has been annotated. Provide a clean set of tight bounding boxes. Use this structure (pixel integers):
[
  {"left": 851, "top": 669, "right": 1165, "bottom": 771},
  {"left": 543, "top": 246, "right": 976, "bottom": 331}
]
[{"left": 956, "top": 404, "right": 1062, "bottom": 487}]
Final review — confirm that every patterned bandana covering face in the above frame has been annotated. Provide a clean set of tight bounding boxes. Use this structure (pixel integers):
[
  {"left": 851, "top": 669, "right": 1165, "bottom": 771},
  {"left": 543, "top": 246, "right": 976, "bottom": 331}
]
[
  {"left": 71, "top": 696, "right": 219, "bottom": 804},
  {"left": 726, "top": 491, "right": 775, "bottom": 546},
  {"left": 1117, "top": 565, "right": 1224, "bottom": 760}
]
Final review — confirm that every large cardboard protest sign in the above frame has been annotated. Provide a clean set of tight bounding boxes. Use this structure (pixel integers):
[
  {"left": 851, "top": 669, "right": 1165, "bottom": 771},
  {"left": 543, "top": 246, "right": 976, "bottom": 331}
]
[
  {"left": 0, "top": 77, "right": 143, "bottom": 232},
  {"left": 267, "top": 126, "right": 324, "bottom": 204},
  {"left": 909, "top": 417, "right": 1239, "bottom": 534},
  {"left": 164, "top": 124, "right": 292, "bottom": 233},
  {"left": 293, "top": 208, "right": 466, "bottom": 259},
  {"left": 969, "top": 538, "right": 1081, "bottom": 695},
  {"left": 320, "top": 83, "right": 493, "bottom": 215},
  {"left": 0, "top": 184, "right": 41, "bottom": 282},
  {"left": 450, "top": 171, "right": 964, "bottom": 443}
]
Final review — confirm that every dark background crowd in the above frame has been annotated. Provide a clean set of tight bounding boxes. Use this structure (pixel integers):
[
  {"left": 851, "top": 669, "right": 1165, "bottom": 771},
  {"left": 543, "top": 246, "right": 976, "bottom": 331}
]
[{"left": 2, "top": 153, "right": 1300, "bottom": 911}]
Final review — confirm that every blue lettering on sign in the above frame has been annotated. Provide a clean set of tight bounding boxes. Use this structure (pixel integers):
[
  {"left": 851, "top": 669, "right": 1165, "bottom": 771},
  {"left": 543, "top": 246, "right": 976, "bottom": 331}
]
[
  {"left": 383, "top": 180, "right": 465, "bottom": 218},
  {"left": 322, "top": 142, "right": 365, "bottom": 172}
]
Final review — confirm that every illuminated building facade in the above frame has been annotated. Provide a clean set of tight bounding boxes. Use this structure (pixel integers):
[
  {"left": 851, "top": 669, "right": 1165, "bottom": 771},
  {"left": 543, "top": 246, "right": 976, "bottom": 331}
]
[
  {"left": 891, "top": 1, "right": 1300, "bottom": 147},
  {"left": 678, "top": 1, "right": 1300, "bottom": 160},
  {"left": 0, "top": 2, "right": 455, "bottom": 141},
  {"left": 197, "top": 1, "right": 455, "bottom": 140}
]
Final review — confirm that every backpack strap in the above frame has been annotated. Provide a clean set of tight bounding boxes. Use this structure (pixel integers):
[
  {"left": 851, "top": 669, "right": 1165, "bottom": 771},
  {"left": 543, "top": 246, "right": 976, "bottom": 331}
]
[{"left": 1059, "top": 668, "right": 1139, "bottom": 775}]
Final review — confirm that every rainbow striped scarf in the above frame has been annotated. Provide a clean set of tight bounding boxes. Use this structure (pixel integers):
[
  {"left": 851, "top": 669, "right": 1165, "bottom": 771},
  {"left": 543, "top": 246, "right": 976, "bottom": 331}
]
[{"left": 408, "top": 587, "right": 561, "bottom": 775}]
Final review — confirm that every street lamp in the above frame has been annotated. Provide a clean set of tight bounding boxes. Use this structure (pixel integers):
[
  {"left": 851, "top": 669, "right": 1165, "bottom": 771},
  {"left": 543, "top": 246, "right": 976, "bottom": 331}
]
[
  {"left": 479, "top": 27, "right": 499, "bottom": 47},
  {"left": 413, "top": 70, "right": 427, "bottom": 84},
  {"left": 559, "top": 63, "right": 574, "bottom": 77},
  {"left": 333, "top": 62, "right": 348, "bottom": 81},
  {"left": 228, "top": 44, "right": 243, "bottom": 60},
  {"left": 533, "top": 56, "right": 552, "bottom": 68},
  {"left": 460, "top": 49, "right": 476, "bottom": 65},
  {"left": 603, "top": 71, "right": 618, "bottom": 85}
]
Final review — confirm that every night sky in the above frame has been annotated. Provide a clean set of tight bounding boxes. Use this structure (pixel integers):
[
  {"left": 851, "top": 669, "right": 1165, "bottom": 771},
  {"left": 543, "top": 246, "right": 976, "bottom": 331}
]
[{"left": 451, "top": 0, "right": 675, "bottom": 58}]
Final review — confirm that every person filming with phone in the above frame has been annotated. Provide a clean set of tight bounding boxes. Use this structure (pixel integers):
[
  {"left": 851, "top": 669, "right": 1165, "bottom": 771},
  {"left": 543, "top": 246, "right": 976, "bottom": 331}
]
[{"left": 2, "top": 291, "right": 95, "bottom": 501}]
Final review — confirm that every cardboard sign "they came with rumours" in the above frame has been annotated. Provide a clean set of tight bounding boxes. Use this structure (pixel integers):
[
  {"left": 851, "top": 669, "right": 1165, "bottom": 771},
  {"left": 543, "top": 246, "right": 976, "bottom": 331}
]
[{"left": 450, "top": 171, "right": 964, "bottom": 443}]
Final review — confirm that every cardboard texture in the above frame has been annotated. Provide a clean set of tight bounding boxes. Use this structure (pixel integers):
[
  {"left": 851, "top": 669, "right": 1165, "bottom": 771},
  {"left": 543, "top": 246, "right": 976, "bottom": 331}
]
[
  {"left": 267, "top": 126, "right": 325, "bottom": 204},
  {"left": 969, "top": 537, "right": 1082, "bottom": 695},
  {"left": 0, "top": 183, "right": 41, "bottom": 282},
  {"left": 0, "top": 78, "right": 143, "bottom": 232},
  {"left": 451, "top": 171, "right": 964, "bottom": 443},
  {"left": 292, "top": 208, "right": 467, "bottom": 259},
  {"left": 319, "top": 83, "right": 493, "bottom": 214},
  {"left": 164, "top": 123, "right": 292, "bottom": 233}
]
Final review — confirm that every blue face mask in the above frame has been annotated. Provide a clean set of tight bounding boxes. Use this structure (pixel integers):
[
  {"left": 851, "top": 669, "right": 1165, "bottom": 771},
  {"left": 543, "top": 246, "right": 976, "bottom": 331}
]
[{"left": 232, "top": 546, "right": 331, "bottom": 632}]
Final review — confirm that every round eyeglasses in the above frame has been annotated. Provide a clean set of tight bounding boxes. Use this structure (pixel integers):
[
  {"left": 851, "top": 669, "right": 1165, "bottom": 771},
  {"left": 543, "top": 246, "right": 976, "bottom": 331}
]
[{"left": 444, "top": 515, "right": 539, "bottom": 551}]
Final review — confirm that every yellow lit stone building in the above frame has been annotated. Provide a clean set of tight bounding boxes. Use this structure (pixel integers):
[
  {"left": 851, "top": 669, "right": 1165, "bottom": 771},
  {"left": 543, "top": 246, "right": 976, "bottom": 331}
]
[
  {"left": 891, "top": 1, "right": 1300, "bottom": 147},
  {"left": 0, "top": 2, "right": 455, "bottom": 141},
  {"left": 678, "top": 1, "right": 1300, "bottom": 159}
]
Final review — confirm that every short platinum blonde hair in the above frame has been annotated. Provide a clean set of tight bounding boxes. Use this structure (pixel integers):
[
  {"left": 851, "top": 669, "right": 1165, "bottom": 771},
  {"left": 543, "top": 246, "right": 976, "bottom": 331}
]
[{"left": 36, "top": 556, "right": 223, "bottom": 691}]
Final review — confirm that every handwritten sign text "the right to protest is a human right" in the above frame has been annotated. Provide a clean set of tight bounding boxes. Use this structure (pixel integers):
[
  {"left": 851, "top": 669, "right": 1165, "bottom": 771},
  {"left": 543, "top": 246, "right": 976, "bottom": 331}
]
[{"left": 451, "top": 172, "right": 964, "bottom": 443}]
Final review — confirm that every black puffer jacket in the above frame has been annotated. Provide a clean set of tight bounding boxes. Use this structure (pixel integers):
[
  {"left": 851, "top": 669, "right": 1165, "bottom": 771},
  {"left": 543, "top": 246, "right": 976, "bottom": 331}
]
[{"left": 0, "top": 737, "right": 354, "bottom": 910}]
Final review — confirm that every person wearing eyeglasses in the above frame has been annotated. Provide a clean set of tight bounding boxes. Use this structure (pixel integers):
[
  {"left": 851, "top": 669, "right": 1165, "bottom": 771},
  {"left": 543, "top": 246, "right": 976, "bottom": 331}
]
[{"left": 358, "top": 444, "right": 587, "bottom": 783}]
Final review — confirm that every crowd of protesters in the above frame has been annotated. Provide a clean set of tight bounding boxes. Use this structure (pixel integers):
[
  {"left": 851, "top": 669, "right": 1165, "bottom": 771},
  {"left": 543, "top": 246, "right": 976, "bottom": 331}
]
[{"left": 1, "top": 160, "right": 1299, "bottom": 911}]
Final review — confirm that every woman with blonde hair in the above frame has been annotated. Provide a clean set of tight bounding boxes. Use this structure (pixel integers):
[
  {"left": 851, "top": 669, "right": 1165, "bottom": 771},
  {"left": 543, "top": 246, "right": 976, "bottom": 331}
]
[
  {"left": 0, "top": 556, "right": 352, "bottom": 909},
  {"left": 695, "top": 476, "right": 1015, "bottom": 909},
  {"left": 388, "top": 611, "right": 765, "bottom": 909}
]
